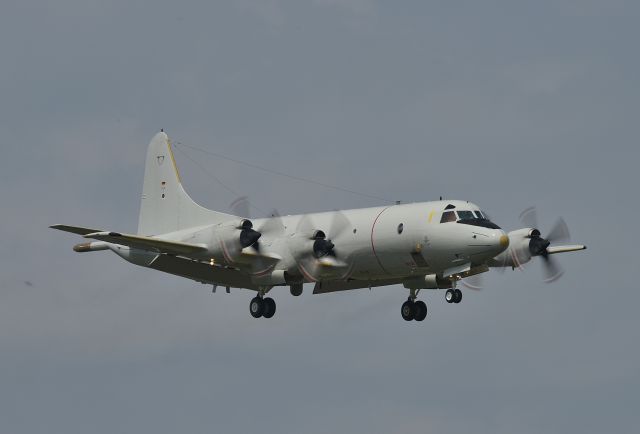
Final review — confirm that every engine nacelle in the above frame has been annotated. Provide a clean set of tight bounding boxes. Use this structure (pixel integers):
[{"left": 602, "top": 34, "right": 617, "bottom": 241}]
[{"left": 489, "top": 228, "right": 536, "bottom": 268}]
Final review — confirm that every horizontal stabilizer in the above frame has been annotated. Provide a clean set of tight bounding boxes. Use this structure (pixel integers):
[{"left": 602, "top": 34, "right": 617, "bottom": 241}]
[
  {"left": 50, "top": 224, "right": 104, "bottom": 236},
  {"left": 51, "top": 225, "right": 207, "bottom": 255},
  {"left": 84, "top": 232, "right": 207, "bottom": 255},
  {"left": 546, "top": 244, "right": 587, "bottom": 255}
]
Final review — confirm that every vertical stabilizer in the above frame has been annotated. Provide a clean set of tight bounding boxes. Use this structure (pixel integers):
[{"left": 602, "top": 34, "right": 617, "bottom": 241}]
[{"left": 137, "top": 132, "right": 234, "bottom": 236}]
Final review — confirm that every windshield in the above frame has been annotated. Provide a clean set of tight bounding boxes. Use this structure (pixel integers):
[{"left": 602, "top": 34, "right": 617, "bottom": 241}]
[
  {"left": 457, "top": 210, "right": 476, "bottom": 220},
  {"left": 456, "top": 210, "right": 501, "bottom": 229},
  {"left": 440, "top": 209, "right": 498, "bottom": 228},
  {"left": 440, "top": 210, "right": 457, "bottom": 223}
]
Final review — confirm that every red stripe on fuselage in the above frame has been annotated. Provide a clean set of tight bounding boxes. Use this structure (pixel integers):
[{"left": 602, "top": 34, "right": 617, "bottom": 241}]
[{"left": 370, "top": 207, "right": 391, "bottom": 275}]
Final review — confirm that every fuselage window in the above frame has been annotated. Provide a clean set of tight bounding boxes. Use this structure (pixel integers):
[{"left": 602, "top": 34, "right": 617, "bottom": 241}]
[
  {"left": 440, "top": 211, "right": 456, "bottom": 223},
  {"left": 457, "top": 210, "right": 476, "bottom": 220},
  {"left": 397, "top": 223, "right": 404, "bottom": 234}
]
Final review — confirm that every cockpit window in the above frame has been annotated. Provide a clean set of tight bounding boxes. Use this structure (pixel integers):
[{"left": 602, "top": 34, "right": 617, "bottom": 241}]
[
  {"left": 456, "top": 210, "right": 501, "bottom": 229},
  {"left": 440, "top": 211, "right": 456, "bottom": 223},
  {"left": 457, "top": 211, "right": 476, "bottom": 220}
]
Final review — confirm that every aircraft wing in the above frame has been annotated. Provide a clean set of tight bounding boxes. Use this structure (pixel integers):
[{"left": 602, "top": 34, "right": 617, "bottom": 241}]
[
  {"left": 150, "top": 255, "right": 260, "bottom": 290},
  {"left": 313, "top": 278, "right": 402, "bottom": 294},
  {"left": 546, "top": 245, "right": 587, "bottom": 255},
  {"left": 50, "top": 224, "right": 207, "bottom": 255}
]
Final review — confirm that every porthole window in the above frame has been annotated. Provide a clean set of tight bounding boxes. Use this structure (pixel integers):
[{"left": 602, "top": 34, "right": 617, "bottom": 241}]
[{"left": 397, "top": 223, "right": 404, "bottom": 234}]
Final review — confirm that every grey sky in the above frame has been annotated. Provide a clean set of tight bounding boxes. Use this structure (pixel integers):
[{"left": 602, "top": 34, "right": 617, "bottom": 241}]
[{"left": 1, "top": 1, "right": 638, "bottom": 433}]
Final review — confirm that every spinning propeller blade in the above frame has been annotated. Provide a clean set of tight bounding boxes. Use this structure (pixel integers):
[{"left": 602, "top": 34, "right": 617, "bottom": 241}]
[
  {"left": 291, "top": 211, "right": 353, "bottom": 281},
  {"left": 546, "top": 217, "right": 570, "bottom": 244},
  {"left": 521, "top": 207, "right": 571, "bottom": 283},
  {"left": 461, "top": 273, "right": 484, "bottom": 290}
]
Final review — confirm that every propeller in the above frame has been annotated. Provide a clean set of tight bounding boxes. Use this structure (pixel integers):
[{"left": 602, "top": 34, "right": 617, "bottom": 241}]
[
  {"left": 520, "top": 207, "right": 571, "bottom": 283},
  {"left": 239, "top": 220, "right": 261, "bottom": 248},
  {"left": 219, "top": 209, "right": 285, "bottom": 275},
  {"left": 461, "top": 273, "right": 484, "bottom": 290},
  {"left": 292, "top": 211, "right": 353, "bottom": 281},
  {"left": 244, "top": 211, "right": 286, "bottom": 275}
]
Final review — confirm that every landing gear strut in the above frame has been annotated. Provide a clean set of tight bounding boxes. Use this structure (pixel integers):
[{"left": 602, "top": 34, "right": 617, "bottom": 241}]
[
  {"left": 401, "top": 289, "right": 428, "bottom": 322},
  {"left": 250, "top": 289, "right": 276, "bottom": 319}
]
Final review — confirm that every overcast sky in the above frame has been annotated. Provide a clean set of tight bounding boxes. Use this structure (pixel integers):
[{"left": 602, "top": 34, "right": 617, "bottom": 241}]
[{"left": 1, "top": 1, "right": 638, "bottom": 433}]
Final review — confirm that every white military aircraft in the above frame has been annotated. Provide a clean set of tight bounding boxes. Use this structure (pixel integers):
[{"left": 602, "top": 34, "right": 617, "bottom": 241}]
[{"left": 51, "top": 132, "right": 586, "bottom": 321}]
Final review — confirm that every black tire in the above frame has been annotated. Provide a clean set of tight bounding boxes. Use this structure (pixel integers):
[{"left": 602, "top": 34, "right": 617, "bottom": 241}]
[
  {"left": 401, "top": 300, "right": 415, "bottom": 321},
  {"left": 290, "top": 284, "right": 303, "bottom": 297},
  {"left": 413, "top": 300, "right": 428, "bottom": 321},
  {"left": 249, "top": 297, "right": 264, "bottom": 318},
  {"left": 262, "top": 297, "right": 276, "bottom": 318},
  {"left": 445, "top": 289, "right": 455, "bottom": 303},
  {"left": 454, "top": 289, "right": 462, "bottom": 304}
]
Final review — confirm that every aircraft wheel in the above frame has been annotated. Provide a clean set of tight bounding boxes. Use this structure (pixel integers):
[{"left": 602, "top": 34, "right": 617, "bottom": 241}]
[
  {"left": 401, "top": 300, "right": 415, "bottom": 321},
  {"left": 413, "top": 300, "right": 428, "bottom": 321},
  {"left": 262, "top": 297, "right": 276, "bottom": 319},
  {"left": 454, "top": 289, "right": 462, "bottom": 304},
  {"left": 250, "top": 297, "right": 264, "bottom": 318},
  {"left": 445, "top": 289, "right": 455, "bottom": 304},
  {"left": 290, "top": 284, "right": 303, "bottom": 297}
]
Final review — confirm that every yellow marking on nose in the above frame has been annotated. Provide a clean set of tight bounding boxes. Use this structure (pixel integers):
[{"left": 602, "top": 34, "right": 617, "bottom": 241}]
[
  {"left": 428, "top": 211, "right": 435, "bottom": 223},
  {"left": 500, "top": 235, "right": 510, "bottom": 248}
]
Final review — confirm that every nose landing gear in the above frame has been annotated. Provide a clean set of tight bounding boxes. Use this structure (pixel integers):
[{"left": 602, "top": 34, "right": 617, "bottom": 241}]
[{"left": 445, "top": 288, "right": 462, "bottom": 304}]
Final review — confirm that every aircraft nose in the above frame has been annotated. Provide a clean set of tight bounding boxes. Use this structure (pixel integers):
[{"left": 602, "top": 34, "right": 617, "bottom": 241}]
[
  {"left": 495, "top": 229, "right": 509, "bottom": 252},
  {"left": 499, "top": 231, "right": 509, "bottom": 248}
]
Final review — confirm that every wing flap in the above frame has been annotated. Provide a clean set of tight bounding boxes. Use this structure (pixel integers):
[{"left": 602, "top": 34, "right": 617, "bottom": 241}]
[{"left": 313, "top": 278, "right": 402, "bottom": 294}]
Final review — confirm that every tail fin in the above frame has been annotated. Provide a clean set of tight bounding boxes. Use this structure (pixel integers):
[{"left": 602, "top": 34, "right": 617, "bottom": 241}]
[{"left": 137, "top": 131, "right": 234, "bottom": 236}]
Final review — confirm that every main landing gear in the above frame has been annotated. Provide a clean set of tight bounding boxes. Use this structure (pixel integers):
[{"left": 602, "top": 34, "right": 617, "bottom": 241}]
[
  {"left": 249, "top": 293, "right": 276, "bottom": 319},
  {"left": 401, "top": 289, "right": 427, "bottom": 322}
]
